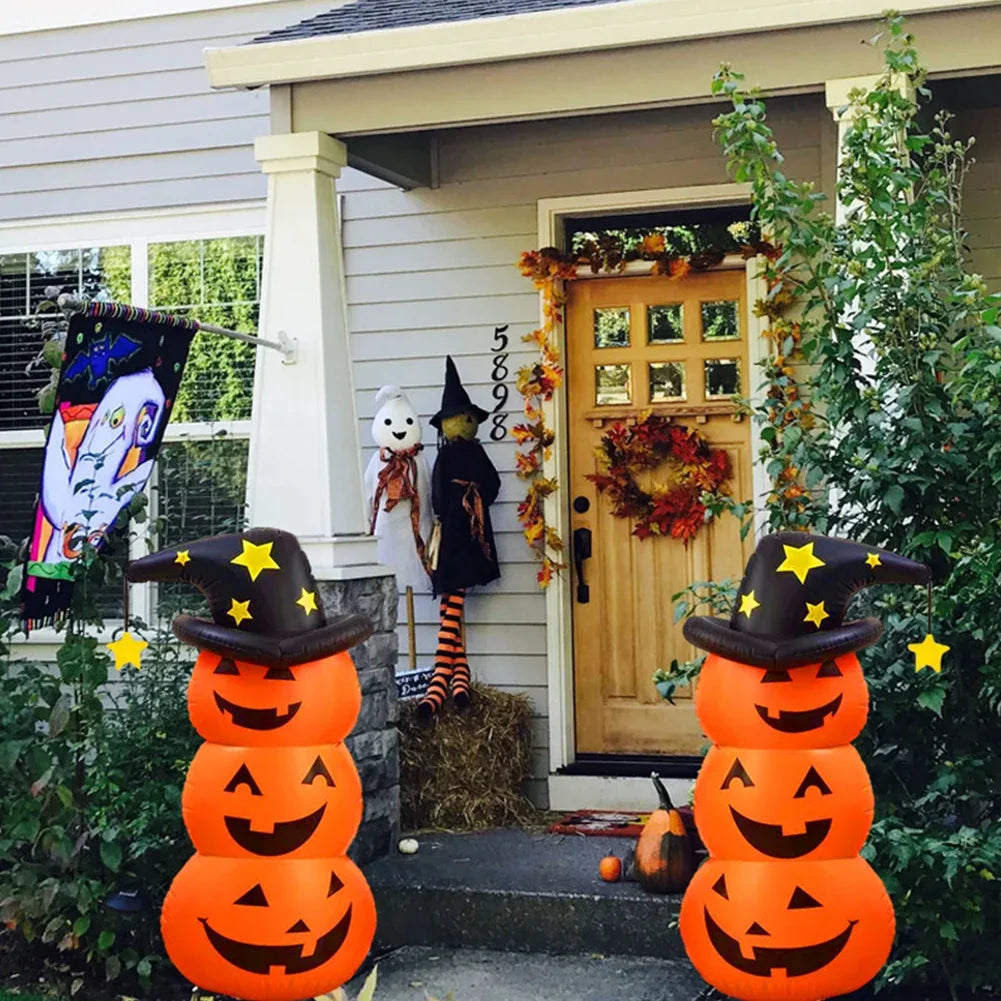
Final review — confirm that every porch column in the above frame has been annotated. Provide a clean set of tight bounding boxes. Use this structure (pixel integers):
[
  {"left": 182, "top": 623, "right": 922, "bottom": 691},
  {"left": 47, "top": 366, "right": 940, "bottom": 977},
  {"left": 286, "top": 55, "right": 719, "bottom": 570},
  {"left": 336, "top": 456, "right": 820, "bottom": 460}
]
[{"left": 248, "top": 130, "right": 386, "bottom": 580}]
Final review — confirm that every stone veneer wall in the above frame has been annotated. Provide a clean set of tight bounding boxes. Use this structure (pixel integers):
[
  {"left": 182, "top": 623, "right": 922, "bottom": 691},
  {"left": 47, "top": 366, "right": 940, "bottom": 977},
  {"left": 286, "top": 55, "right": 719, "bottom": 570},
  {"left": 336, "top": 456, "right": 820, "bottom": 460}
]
[{"left": 317, "top": 574, "right": 400, "bottom": 866}]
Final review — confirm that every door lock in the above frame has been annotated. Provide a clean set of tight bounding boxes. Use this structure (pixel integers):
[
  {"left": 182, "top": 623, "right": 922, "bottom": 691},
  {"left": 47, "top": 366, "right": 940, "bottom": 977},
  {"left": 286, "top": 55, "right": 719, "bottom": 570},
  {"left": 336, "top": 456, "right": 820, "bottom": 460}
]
[{"left": 573, "top": 527, "right": 592, "bottom": 604}]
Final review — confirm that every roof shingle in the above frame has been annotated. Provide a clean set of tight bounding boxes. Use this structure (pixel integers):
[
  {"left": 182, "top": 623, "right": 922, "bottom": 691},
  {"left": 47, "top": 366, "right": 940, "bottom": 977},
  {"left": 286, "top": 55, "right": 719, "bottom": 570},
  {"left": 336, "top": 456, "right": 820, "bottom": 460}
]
[{"left": 251, "top": 0, "right": 635, "bottom": 45}]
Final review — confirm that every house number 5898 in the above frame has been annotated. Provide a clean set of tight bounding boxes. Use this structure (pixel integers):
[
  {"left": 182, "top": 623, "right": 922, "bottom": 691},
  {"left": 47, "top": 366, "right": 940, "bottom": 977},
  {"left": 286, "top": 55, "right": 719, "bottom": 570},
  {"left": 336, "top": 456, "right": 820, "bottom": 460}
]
[{"left": 490, "top": 324, "right": 509, "bottom": 442}]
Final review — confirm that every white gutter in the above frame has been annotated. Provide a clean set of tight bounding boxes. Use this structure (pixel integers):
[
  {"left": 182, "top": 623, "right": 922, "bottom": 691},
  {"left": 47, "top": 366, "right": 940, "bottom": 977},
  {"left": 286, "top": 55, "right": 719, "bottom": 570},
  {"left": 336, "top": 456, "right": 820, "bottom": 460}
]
[{"left": 205, "top": 0, "right": 1001, "bottom": 89}]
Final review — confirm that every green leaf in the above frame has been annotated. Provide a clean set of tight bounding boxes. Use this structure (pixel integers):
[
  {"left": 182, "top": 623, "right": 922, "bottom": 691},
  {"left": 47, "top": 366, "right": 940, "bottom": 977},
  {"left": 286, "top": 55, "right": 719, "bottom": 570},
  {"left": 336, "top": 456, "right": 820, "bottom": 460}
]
[
  {"left": 136, "top": 958, "right": 152, "bottom": 979},
  {"left": 885, "top": 484, "right": 904, "bottom": 513},
  {"left": 97, "top": 928, "right": 115, "bottom": 952},
  {"left": 916, "top": 688, "right": 946, "bottom": 716},
  {"left": 100, "top": 839, "right": 123, "bottom": 873},
  {"left": 72, "top": 915, "right": 91, "bottom": 937}
]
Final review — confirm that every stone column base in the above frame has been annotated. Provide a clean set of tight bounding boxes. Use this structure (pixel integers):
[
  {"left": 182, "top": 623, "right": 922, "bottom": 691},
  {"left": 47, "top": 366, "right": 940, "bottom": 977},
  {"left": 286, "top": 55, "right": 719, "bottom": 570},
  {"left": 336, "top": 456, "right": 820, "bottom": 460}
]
[{"left": 318, "top": 574, "right": 400, "bottom": 865}]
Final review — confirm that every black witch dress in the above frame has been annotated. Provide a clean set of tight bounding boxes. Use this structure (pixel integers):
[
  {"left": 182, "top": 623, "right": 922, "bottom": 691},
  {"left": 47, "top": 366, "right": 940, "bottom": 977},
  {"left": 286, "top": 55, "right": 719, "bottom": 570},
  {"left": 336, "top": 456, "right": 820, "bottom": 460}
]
[{"left": 431, "top": 438, "right": 501, "bottom": 595}]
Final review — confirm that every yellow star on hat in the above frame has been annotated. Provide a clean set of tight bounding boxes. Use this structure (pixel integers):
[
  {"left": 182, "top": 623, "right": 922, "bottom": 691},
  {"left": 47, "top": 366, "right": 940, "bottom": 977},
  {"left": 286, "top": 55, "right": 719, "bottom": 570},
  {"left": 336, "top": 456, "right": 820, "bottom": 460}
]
[
  {"left": 227, "top": 598, "right": 253, "bottom": 626},
  {"left": 804, "top": 600, "right": 830, "bottom": 628},
  {"left": 107, "top": 631, "right": 148, "bottom": 671},
  {"left": 230, "top": 540, "right": 280, "bottom": 582},
  {"left": 909, "top": 633, "right": 950, "bottom": 673},
  {"left": 174, "top": 549, "right": 191, "bottom": 566},
  {"left": 777, "top": 542, "right": 826, "bottom": 584},
  {"left": 296, "top": 588, "right": 318, "bottom": 615},
  {"left": 738, "top": 591, "right": 760, "bottom": 618},
  {"left": 865, "top": 552, "right": 882, "bottom": 569}
]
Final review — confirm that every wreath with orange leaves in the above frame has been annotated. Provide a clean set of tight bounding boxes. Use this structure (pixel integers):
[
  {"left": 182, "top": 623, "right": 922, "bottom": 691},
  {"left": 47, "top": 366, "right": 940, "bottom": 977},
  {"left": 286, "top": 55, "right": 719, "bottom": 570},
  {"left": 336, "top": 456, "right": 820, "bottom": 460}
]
[{"left": 587, "top": 414, "right": 731, "bottom": 542}]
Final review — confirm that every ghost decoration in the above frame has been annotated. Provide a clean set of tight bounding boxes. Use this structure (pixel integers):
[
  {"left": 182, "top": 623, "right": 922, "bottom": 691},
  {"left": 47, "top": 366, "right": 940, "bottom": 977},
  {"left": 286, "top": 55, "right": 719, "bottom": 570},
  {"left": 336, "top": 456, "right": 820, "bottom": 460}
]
[{"left": 363, "top": 386, "right": 432, "bottom": 590}]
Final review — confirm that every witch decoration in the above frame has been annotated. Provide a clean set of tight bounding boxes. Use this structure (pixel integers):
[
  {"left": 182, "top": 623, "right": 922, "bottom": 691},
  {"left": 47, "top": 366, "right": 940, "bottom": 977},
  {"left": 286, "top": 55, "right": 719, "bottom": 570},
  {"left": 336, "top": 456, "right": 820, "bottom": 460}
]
[
  {"left": 126, "top": 528, "right": 377, "bottom": 1001},
  {"left": 678, "top": 531, "right": 931, "bottom": 1001},
  {"left": 363, "top": 385, "right": 432, "bottom": 590},
  {"left": 418, "top": 356, "right": 501, "bottom": 719}
]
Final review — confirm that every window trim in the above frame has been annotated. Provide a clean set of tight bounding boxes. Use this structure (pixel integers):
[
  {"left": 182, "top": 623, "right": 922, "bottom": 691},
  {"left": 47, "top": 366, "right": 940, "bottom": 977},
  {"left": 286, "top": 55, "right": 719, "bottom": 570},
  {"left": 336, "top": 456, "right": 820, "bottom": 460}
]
[{"left": 2, "top": 204, "right": 264, "bottom": 649}]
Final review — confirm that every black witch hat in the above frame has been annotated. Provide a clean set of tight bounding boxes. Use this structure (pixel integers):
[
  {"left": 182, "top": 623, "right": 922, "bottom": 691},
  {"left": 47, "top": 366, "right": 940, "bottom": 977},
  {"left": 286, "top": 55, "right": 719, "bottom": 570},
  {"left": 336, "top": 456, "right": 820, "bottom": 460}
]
[
  {"left": 430, "top": 356, "right": 490, "bottom": 429},
  {"left": 683, "top": 531, "right": 930, "bottom": 668},
  {"left": 126, "top": 527, "right": 372, "bottom": 667}
]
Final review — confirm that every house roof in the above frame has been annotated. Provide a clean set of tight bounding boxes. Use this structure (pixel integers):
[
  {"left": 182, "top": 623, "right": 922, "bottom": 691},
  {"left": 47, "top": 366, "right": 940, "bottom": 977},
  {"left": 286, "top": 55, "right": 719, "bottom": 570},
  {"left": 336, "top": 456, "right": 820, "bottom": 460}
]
[{"left": 251, "top": 0, "right": 632, "bottom": 44}]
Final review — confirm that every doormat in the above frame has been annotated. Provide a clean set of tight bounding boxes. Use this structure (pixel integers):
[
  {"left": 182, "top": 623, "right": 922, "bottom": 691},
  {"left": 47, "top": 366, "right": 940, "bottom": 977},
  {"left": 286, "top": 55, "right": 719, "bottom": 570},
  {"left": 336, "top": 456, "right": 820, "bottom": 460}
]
[{"left": 546, "top": 810, "right": 650, "bottom": 837}]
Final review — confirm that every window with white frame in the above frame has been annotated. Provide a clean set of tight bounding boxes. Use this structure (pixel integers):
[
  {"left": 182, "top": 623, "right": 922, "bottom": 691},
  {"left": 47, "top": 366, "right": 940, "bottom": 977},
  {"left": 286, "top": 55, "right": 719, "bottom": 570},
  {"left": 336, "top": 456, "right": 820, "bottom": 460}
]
[{"left": 0, "top": 234, "right": 263, "bottom": 626}]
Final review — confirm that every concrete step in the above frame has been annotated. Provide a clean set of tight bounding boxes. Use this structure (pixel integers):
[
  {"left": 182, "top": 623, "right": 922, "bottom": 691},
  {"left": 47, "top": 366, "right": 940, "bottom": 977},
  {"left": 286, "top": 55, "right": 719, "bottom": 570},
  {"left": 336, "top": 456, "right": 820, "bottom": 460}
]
[
  {"left": 348, "top": 946, "right": 708, "bottom": 1001},
  {"left": 364, "top": 828, "right": 687, "bottom": 959}
]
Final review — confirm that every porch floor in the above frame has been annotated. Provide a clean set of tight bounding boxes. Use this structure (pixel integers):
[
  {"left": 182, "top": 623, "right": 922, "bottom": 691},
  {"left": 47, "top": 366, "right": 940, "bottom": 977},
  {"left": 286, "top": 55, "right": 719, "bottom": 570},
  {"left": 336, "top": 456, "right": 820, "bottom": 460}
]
[{"left": 364, "top": 827, "right": 690, "bottom": 960}]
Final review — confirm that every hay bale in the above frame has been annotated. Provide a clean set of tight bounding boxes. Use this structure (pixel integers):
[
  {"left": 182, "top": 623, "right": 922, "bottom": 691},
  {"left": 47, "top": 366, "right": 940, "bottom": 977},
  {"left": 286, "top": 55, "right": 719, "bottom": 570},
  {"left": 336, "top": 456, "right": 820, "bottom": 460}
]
[{"left": 398, "top": 682, "right": 536, "bottom": 830}]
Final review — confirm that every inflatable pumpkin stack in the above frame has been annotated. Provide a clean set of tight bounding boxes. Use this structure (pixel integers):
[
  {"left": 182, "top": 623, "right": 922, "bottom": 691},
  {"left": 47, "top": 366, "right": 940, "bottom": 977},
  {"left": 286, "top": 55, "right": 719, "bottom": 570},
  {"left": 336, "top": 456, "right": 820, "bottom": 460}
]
[
  {"left": 678, "top": 532, "right": 929, "bottom": 1001},
  {"left": 127, "top": 528, "right": 377, "bottom": 1001}
]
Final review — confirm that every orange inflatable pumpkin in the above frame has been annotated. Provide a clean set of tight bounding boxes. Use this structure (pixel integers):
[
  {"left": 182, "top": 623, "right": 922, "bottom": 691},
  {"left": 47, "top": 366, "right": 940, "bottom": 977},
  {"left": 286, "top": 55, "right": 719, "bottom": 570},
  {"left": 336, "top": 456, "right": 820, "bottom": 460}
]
[
  {"left": 695, "top": 653, "right": 868, "bottom": 750},
  {"left": 161, "top": 853, "right": 377, "bottom": 1001},
  {"left": 182, "top": 742, "right": 363, "bottom": 859},
  {"left": 693, "top": 745, "right": 873, "bottom": 861},
  {"left": 679, "top": 857, "right": 894, "bottom": 1001},
  {"left": 188, "top": 650, "right": 361, "bottom": 747}
]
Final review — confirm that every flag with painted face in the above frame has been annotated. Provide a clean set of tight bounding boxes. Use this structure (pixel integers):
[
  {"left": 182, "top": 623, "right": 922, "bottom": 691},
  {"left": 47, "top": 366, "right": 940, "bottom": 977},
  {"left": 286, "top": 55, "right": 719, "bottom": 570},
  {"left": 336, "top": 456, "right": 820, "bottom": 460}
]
[{"left": 21, "top": 303, "right": 195, "bottom": 629}]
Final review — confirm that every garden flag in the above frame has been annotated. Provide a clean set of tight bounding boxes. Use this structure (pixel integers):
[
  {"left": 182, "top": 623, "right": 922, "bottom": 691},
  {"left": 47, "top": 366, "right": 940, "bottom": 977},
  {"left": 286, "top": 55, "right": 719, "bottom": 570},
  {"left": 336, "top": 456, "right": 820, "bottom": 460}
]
[{"left": 21, "top": 302, "right": 195, "bottom": 629}]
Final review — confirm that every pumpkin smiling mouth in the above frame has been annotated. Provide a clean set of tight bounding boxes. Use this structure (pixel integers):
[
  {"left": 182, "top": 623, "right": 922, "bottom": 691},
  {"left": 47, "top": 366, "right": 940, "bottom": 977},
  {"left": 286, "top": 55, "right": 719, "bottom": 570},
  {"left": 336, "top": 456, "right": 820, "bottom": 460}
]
[
  {"left": 754, "top": 694, "right": 842, "bottom": 733},
  {"left": 705, "top": 908, "right": 855, "bottom": 977},
  {"left": 214, "top": 692, "right": 302, "bottom": 731},
  {"left": 728, "top": 807, "right": 832, "bottom": 858},
  {"left": 199, "top": 904, "right": 353, "bottom": 975},
  {"left": 224, "top": 805, "right": 326, "bottom": 856}
]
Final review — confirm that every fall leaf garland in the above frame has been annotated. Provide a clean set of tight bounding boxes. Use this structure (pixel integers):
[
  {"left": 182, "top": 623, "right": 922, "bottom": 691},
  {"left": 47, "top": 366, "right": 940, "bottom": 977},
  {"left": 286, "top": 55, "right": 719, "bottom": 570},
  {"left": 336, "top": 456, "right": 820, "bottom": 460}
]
[{"left": 587, "top": 414, "right": 731, "bottom": 542}]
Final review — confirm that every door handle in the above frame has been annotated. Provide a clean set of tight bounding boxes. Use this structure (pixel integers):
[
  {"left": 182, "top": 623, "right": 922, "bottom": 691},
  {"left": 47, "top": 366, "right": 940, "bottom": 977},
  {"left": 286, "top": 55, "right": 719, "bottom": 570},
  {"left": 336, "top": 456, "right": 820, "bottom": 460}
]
[{"left": 573, "top": 527, "right": 592, "bottom": 604}]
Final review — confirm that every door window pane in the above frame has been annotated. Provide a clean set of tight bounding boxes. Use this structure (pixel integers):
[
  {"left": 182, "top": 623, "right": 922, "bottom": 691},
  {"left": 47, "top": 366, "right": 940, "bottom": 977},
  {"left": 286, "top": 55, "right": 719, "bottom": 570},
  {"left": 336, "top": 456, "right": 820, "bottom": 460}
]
[
  {"left": 701, "top": 300, "right": 740, "bottom": 342},
  {"left": 649, "top": 362, "right": 686, "bottom": 402},
  {"left": 705, "top": 358, "right": 741, "bottom": 398},
  {"left": 595, "top": 364, "right": 631, "bottom": 406},
  {"left": 648, "top": 304, "right": 684, "bottom": 344},
  {"left": 593, "top": 306, "right": 630, "bottom": 348}
]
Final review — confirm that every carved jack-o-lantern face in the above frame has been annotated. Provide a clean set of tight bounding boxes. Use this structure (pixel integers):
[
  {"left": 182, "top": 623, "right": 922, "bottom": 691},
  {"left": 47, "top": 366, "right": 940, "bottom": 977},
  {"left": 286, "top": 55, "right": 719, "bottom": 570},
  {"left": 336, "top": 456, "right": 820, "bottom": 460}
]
[
  {"left": 188, "top": 651, "right": 361, "bottom": 747},
  {"left": 695, "top": 653, "right": 868, "bottom": 749},
  {"left": 183, "top": 743, "right": 363, "bottom": 859},
  {"left": 161, "top": 854, "right": 376, "bottom": 1001},
  {"left": 679, "top": 857, "right": 894, "bottom": 1001},
  {"left": 693, "top": 746, "right": 873, "bottom": 861}
]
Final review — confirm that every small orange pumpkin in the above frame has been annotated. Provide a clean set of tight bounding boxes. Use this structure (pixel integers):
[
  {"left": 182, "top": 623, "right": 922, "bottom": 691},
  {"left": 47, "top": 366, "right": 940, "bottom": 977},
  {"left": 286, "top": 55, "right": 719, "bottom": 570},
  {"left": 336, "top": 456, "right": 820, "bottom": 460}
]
[
  {"left": 161, "top": 853, "right": 376, "bottom": 1001},
  {"left": 695, "top": 653, "right": 869, "bottom": 749},
  {"left": 599, "top": 855, "right": 622, "bottom": 882},
  {"left": 182, "top": 742, "right": 363, "bottom": 859},
  {"left": 679, "top": 856, "right": 894, "bottom": 1001},
  {"left": 188, "top": 651, "right": 361, "bottom": 747},
  {"left": 693, "top": 745, "right": 873, "bottom": 861},
  {"left": 634, "top": 773, "right": 694, "bottom": 894}
]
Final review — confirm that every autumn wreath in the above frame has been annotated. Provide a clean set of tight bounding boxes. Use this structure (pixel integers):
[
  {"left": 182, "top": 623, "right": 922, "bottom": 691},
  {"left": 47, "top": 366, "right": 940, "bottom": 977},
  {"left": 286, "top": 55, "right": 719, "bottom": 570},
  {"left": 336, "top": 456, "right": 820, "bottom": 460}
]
[{"left": 586, "top": 414, "right": 731, "bottom": 542}]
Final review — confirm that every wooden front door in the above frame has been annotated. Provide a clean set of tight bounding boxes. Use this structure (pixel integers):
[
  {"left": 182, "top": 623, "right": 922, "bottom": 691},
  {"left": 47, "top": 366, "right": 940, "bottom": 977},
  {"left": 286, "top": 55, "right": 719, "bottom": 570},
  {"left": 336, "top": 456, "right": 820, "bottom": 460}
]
[{"left": 567, "top": 269, "right": 755, "bottom": 756}]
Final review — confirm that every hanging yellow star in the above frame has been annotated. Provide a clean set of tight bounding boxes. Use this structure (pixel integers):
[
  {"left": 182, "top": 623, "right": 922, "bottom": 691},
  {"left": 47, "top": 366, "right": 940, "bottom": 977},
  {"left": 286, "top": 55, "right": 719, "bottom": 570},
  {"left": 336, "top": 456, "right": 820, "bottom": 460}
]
[
  {"left": 107, "top": 631, "right": 147, "bottom": 671},
  {"left": 909, "top": 633, "right": 950, "bottom": 673},
  {"left": 777, "top": 542, "right": 826, "bottom": 584},
  {"left": 296, "top": 588, "right": 318, "bottom": 615},
  {"left": 738, "top": 591, "right": 760, "bottom": 618},
  {"left": 804, "top": 600, "right": 830, "bottom": 628},
  {"left": 227, "top": 598, "right": 253, "bottom": 626},
  {"left": 174, "top": 550, "right": 191, "bottom": 566},
  {"left": 230, "top": 540, "right": 280, "bottom": 581},
  {"left": 865, "top": 552, "right": 882, "bottom": 569}
]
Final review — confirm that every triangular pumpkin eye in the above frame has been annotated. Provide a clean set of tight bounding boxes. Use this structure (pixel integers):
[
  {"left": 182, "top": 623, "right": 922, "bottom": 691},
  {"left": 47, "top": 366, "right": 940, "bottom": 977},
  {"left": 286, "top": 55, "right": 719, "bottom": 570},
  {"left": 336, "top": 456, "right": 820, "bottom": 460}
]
[
  {"left": 793, "top": 765, "right": 833, "bottom": 799},
  {"left": 225, "top": 763, "right": 263, "bottom": 796},
  {"left": 761, "top": 668, "right": 792, "bottom": 683},
  {"left": 264, "top": 665, "right": 296, "bottom": 680},
  {"left": 788, "top": 886, "right": 822, "bottom": 909},
  {"left": 303, "top": 756, "right": 335, "bottom": 787},
  {"left": 235, "top": 884, "right": 268, "bottom": 906},
  {"left": 328, "top": 871, "right": 344, "bottom": 897},
  {"left": 711, "top": 874, "right": 728, "bottom": 899},
  {"left": 721, "top": 758, "right": 754, "bottom": 790},
  {"left": 214, "top": 658, "right": 239, "bottom": 676},
  {"left": 817, "top": 660, "right": 843, "bottom": 678}
]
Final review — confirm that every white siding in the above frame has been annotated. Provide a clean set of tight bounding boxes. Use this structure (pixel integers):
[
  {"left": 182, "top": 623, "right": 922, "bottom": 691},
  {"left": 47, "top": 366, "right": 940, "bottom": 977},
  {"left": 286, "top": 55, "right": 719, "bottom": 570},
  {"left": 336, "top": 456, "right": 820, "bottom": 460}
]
[
  {"left": 343, "top": 96, "right": 833, "bottom": 805},
  {"left": 0, "top": 1, "right": 333, "bottom": 222}
]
